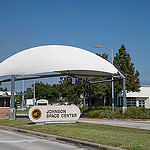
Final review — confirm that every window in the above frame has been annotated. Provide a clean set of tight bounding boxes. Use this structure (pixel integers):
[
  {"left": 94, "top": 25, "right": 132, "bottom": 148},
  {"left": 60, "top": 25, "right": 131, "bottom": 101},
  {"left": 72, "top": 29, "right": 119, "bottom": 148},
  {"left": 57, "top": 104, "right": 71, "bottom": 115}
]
[
  {"left": 120, "top": 97, "right": 136, "bottom": 106},
  {"left": 139, "top": 100, "right": 145, "bottom": 107},
  {"left": 0, "top": 97, "right": 10, "bottom": 107}
]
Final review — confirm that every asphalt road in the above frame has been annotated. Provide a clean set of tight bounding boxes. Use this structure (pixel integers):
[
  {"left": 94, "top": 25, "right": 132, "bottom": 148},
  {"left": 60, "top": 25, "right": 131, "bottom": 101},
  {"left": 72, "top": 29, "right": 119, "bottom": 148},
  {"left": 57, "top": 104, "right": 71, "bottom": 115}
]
[
  {"left": 78, "top": 118, "right": 150, "bottom": 130},
  {"left": 0, "top": 129, "right": 87, "bottom": 150}
]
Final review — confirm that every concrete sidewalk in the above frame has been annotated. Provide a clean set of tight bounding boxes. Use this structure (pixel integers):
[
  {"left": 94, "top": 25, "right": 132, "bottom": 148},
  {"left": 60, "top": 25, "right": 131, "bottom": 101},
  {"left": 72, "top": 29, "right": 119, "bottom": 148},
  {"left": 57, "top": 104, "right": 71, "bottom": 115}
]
[{"left": 78, "top": 118, "right": 150, "bottom": 130}]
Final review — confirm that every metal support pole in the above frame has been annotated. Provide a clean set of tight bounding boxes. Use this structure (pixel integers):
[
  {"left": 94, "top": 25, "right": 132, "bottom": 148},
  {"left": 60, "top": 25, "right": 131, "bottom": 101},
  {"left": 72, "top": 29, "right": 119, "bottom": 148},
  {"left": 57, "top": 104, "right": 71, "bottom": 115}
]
[
  {"left": 83, "top": 83, "right": 86, "bottom": 107},
  {"left": 33, "top": 80, "right": 36, "bottom": 105},
  {"left": 10, "top": 75, "right": 15, "bottom": 108},
  {"left": 118, "top": 71, "right": 127, "bottom": 113},
  {"left": 104, "top": 96, "right": 106, "bottom": 107},
  {"left": 116, "top": 93, "right": 119, "bottom": 106},
  {"left": 111, "top": 50, "right": 114, "bottom": 111},
  {"left": 22, "top": 77, "right": 24, "bottom": 108},
  {"left": 9, "top": 75, "right": 16, "bottom": 120},
  {"left": 122, "top": 78, "right": 127, "bottom": 113},
  {"left": 88, "top": 81, "right": 92, "bottom": 109},
  {"left": 112, "top": 75, "right": 114, "bottom": 111},
  {"left": 33, "top": 80, "right": 35, "bottom": 99}
]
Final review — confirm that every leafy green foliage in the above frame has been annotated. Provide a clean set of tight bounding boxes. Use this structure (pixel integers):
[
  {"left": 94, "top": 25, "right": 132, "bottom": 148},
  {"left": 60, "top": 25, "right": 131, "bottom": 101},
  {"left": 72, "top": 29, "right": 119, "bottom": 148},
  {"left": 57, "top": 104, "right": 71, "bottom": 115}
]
[
  {"left": 16, "top": 108, "right": 29, "bottom": 114},
  {"left": 0, "top": 82, "right": 8, "bottom": 91},
  {"left": 60, "top": 79, "right": 89, "bottom": 105},
  {"left": 82, "top": 106, "right": 150, "bottom": 119},
  {"left": 92, "top": 77, "right": 111, "bottom": 99},
  {"left": 90, "top": 53, "right": 111, "bottom": 105},
  {"left": 93, "top": 45, "right": 141, "bottom": 106},
  {"left": 24, "top": 80, "right": 89, "bottom": 105},
  {"left": 34, "top": 82, "right": 60, "bottom": 103},
  {"left": 24, "top": 82, "right": 60, "bottom": 103},
  {"left": 96, "top": 52, "right": 109, "bottom": 61},
  {"left": 0, "top": 87, "right": 8, "bottom": 91},
  {"left": 15, "top": 95, "right": 22, "bottom": 104},
  {"left": 124, "top": 106, "right": 150, "bottom": 119},
  {"left": 25, "top": 88, "right": 33, "bottom": 99},
  {"left": 114, "top": 45, "right": 140, "bottom": 92},
  {"left": 82, "top": 106, "right": 122, "bottom": 118}
]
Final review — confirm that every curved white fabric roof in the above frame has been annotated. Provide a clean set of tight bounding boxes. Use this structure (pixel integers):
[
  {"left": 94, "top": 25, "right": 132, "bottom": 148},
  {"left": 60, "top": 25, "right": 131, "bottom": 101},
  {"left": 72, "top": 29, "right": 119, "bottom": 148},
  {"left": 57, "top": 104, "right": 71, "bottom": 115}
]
[{"left": 0, "top": 45, "right": 118, "bottom": 77}]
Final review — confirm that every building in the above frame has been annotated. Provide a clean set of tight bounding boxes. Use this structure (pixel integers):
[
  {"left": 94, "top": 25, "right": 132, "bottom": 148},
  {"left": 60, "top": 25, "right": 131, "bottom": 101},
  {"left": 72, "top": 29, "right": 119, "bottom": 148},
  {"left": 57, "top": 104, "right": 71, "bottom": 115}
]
[
  {"left": 0, "top": 91, "right": 17, "bottom": 119},
  {"left": 0, "top": 91, "right": 11, "bottom": 107},
  {"left": 118, "top": 86, "right": 150, "bottom": 108},
  {"left": 0, "top": 91, "right": 12, "bottom": 119},
  {"left": 26, "top": 99, "right": 36, "bottom": 107}
]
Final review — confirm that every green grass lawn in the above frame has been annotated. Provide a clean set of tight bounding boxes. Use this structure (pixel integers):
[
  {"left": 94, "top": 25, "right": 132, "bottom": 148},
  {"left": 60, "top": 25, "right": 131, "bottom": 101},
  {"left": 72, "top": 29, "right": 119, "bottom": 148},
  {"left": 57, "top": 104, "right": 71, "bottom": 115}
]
[
  {"left": 16, "top": 108, "right": 29, "bottom": 114},
  {"left": 0, "top": 118, "right": 150, "bottom": 150}
]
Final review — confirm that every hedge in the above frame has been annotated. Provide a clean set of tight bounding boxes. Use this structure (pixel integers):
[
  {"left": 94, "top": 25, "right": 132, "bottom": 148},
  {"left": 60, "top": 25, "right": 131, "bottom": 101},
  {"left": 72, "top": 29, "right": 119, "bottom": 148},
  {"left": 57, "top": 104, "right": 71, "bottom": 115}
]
[{"left": 81, "top": 106, "right": 150, "bottom": 119}]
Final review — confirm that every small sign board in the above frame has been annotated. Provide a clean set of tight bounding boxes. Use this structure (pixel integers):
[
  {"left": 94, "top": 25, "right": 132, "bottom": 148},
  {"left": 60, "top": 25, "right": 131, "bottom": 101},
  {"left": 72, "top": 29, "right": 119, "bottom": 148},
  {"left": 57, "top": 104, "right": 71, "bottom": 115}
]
[{"left": 28, "top": 105, "right": 80, "bottom": 123}]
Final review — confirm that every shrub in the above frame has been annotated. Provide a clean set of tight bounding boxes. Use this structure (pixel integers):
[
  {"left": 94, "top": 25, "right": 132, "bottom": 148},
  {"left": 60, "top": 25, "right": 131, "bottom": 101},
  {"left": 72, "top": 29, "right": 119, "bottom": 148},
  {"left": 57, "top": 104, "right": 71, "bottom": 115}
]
[
  {"left": 124, "top": 106, "right": 150, "bottom": 119},
  {"left": 81, "top": 106, "right": 150, "bottom": 119}
]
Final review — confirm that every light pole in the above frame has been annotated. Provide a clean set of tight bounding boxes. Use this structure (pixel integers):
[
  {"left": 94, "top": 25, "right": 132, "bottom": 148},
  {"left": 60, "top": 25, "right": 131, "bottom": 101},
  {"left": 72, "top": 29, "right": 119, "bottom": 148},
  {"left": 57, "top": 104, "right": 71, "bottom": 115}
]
[
  {"left": 33, "top": 80, "right": 36, "bottom": 105},
  {"left": 93, "top": 45, "right": 114, "bottom": 111},
  {"left": 22, "top": 76, "right": 24, "bottom": 109}
]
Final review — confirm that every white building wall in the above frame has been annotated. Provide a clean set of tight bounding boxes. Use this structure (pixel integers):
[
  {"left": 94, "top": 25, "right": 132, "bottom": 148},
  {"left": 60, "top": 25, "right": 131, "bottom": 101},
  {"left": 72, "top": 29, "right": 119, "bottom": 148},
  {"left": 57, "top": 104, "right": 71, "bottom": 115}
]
[
  {"left": 136, "top": 100, "right": 139, "bottom": 107},
  {"left": 118, "top": 86, "right": 150, "bottom": 108},
  {"left": 145, "top": 98, "right": 150, "bottom": 109},
  {"left": 145, "top": 86, "right": 150, "bottom": 108}
]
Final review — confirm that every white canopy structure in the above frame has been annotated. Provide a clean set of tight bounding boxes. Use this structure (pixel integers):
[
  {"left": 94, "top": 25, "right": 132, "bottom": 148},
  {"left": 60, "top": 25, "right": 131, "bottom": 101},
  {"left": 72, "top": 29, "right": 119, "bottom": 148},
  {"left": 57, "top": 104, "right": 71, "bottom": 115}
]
[
  {"left": 0, "top": 45, "right": 118, "bottom": 77},
  {"left": 0, "top": 45, "right": 127, "bottom": 120}
]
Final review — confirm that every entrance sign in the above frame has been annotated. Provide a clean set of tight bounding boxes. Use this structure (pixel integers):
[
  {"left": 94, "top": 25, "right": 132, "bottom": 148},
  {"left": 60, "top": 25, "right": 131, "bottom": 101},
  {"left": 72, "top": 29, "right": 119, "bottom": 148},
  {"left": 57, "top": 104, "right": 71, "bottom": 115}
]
[{"left": 29, "top": 105, "right": 80, "bottom": 123}]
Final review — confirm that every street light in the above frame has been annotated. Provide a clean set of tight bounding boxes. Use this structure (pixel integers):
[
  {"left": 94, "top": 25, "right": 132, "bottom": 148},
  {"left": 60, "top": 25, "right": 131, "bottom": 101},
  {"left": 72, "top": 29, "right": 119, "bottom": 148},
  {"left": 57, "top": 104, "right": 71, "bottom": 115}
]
[
  {"left": 33, "top": 80, "right": 36, "bottom": 105},
  {"left": 93, "top": 45, "right": 114, "bottom": 112},
  {"left": 22, "top": 75, "right": 24, "bottom": 109},
  {"left": 93, "top": 46, "right": 113, "bottom": 64}
]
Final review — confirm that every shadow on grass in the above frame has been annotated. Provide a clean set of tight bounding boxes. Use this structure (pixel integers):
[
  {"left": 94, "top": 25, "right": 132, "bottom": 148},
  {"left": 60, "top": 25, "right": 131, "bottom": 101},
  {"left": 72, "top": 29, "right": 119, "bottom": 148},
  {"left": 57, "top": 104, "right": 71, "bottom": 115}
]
[{"left": 16, "top": 114, "right": 29, "bottom": 119}]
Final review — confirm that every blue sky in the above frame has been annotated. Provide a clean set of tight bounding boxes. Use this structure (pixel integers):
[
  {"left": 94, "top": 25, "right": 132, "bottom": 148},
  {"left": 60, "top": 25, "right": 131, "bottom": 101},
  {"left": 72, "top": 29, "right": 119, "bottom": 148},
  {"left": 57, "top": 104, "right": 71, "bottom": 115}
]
[{"left": 0, "top": 0, "right": 150, "bottom": 91}]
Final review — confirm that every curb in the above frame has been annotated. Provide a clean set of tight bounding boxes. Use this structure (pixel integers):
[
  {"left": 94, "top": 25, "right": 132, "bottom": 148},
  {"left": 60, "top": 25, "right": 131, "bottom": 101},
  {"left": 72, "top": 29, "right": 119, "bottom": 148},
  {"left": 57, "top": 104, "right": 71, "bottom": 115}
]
[
  {"left": 83, "top": 117, "right": 150, "bottom": 121},
  {"left": 0, "top": 125, "right": 126, "bottom": 150}
]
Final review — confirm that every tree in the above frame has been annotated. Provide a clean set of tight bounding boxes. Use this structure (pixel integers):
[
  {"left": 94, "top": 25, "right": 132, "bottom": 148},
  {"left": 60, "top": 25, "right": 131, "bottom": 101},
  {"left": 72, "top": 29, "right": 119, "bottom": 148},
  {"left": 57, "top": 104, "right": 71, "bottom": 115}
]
[
  {"left": 33, "top": 82, "right": 60, "bottom": 103},
  {"left": 25, "top": 88, "right": 33, "bottom": 99},
  {"left": 114, "top": 45, "right": 140, "bottom": 93},
  {"left": 96, "top": 53, "right": 109, "bottom": 61},
  {"left": 15, "top": 95, "right": 22, "bottom": 104},
  {"left": 60, "top": 78, "right": 89, "bottom": 105},
  {"left": 90, "top": 53, "right": 112, "bottom": 105},
  {"left": 0, "top": 87, "right": 8, "bottom": 91},
  {"left": 92, "top": 53, "right": 110, "bottom": 98}
]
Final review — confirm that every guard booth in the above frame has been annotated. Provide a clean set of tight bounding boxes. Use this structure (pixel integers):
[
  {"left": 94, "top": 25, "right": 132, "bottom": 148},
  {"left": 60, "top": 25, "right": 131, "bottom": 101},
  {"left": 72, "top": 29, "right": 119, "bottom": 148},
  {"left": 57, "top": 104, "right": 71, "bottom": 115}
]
[{"left": 0, "top": 91, "right": 11, "bottom": 119}]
